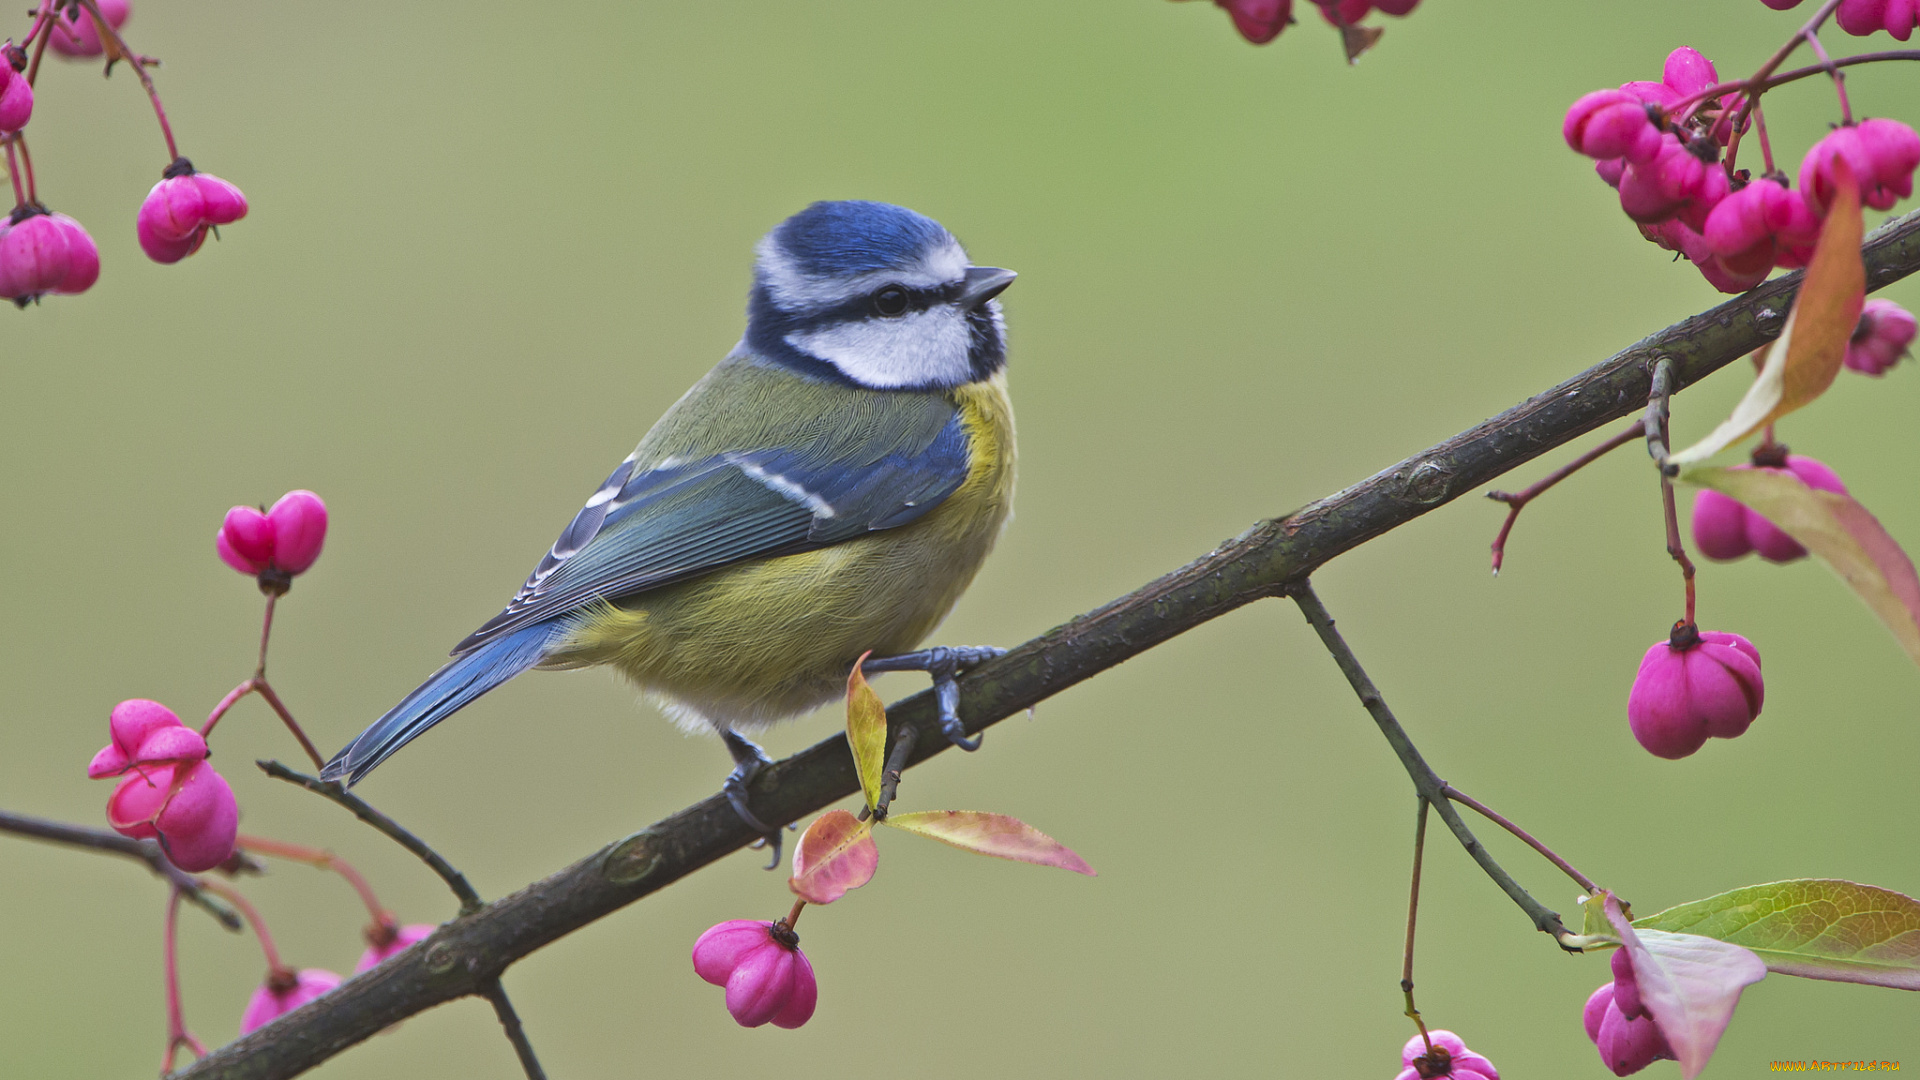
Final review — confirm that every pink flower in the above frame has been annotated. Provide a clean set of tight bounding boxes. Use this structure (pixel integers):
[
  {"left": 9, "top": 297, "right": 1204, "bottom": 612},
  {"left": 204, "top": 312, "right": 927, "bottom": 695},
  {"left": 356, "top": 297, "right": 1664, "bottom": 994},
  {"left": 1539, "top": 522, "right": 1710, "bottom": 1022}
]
[
  {"left": 0, "top": 61, "right": 32, "bottom": 133},
  {"left": 354, "top": 923, "right": 436, "bottom": 973},
  {"left": 1836, "top": 0, "right": 1920, "bottom": 39},
  {"left": 691, "top": 919, "right": 818, "bottom": 1029},
  {"left": 1564, "top": 90, "right": 1665, "bottom": 164},
  {"left": 1847, "top": 298, "right": 1917, "bottom": 375},
  {"left": 1800, "top": 119, "right": 1920, "bottom": 214},
  {"left": 0, "top": 211, "right": 98, "bottom": 305},
  {"left": 1584, "top": 980, "right": 1676, "bottom": 1076},
  {"left": 1703, "top": 177, "right": 1821, "bottom": 276},
  {"left": 1690, "top": 455, "right": 1848, "bottom": 562},
  {"left": 90, "top": 699, "right": 239, "bottom": 872},
  {"left": 48, "top": 0, "right": 130, "bottom": 58},
  {"left": 1393, "top": 1029, "right": 1499, "bottom": 1080},
  {"left": 239, "top": 969, "right": 342, "bottom": 1033},
  {"left": 217, "top": 490, "right": 329, "bottom": 585},
  {"left": 1213, "top": 0, "right": 1292, "bottom": 43},
  {"left": 1627, "top": 625, "right": 1764, "bottom": 759},
  {"left": 137, "top": 160, "right": 248, "bottom": 265}
]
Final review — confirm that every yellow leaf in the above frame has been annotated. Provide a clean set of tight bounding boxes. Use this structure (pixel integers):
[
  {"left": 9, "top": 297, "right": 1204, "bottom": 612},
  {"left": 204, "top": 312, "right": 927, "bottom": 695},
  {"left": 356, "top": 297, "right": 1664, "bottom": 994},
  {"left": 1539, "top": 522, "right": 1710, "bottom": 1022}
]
[{"left": 845, "top": 652, "right": 887, "bottom": 812}]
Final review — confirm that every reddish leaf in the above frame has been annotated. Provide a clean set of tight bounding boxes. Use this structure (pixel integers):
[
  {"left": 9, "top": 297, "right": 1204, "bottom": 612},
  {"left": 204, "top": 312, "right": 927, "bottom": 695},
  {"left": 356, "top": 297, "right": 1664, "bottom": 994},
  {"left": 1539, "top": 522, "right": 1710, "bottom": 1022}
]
[
  {"left": 883, "top": 811, "right": 1095, "bottom": 876},
  {"left": 846, "top": 652, "right": 886, "bottom": 811},
  {"left": 1671, "top": 162, "right": 1865, "bottom": 465},
  {"left": 788, "top": 810, "right": 878, "bottom": 905},
  {"left": 1605, "top": 893, "right": 1768, "bottom": 1079}
]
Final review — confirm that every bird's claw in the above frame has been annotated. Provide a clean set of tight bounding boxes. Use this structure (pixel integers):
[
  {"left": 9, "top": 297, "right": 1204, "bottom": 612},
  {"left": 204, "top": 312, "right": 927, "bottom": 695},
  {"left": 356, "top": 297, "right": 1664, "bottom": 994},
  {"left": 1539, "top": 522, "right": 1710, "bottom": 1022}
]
[
  {"left": 862, "top": 645, "right": 1006, "bottom": 751},
  {"left": 722, "top": 731, "right": 786, "bottom": 869}
]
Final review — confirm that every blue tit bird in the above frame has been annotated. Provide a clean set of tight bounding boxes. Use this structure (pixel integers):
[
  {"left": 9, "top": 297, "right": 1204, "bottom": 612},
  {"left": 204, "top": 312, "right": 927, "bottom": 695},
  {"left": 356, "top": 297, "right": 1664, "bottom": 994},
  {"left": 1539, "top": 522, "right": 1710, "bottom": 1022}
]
[{"left": 320, "top": 200, "right": 1017, "bottom": 852}]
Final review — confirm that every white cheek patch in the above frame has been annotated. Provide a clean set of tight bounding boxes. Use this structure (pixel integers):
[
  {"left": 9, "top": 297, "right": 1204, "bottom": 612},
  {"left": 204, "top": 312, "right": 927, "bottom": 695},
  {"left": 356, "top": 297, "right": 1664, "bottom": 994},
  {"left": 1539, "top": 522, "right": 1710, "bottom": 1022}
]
[
  {"left": 756, "top": 237, "right": 970, "bottom": 313},
  {"left": 787, "top": 307, "right": 974, "bottom": 389}
]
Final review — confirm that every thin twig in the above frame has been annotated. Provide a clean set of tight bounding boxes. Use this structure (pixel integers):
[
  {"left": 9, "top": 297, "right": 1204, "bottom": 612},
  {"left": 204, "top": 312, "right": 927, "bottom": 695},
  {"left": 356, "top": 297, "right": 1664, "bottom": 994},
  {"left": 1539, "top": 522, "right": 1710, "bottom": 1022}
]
[
  {"left": 252, "top": 681, "right": 326, "bottom": 771},
  {"left": 258, "top": 760, "right": 483, "bottom": 914},
  {"left": 1486, "top": 420, "right": 1645, "bottom": 574},
  {"left": 873, "top": 723, "right": 918, "bottom": 820},
  {"left": 480, "top": 980, "right": 547, "bottom": 1080},
  {"left": 1401, "top": 797, "right": 1432, "bottom": 1056},
  {"left": 0, "top": 809, "right": 241, "bottom": 930},
  {"left": 1441, "top": 784, "right": 1598, "bottom": 894},
  {"left": 1287, "top": 581, "right": 1578, "bottom": 947},
  {"left": 1643, "top": 359, "right": 1697, "bottom": 624}
]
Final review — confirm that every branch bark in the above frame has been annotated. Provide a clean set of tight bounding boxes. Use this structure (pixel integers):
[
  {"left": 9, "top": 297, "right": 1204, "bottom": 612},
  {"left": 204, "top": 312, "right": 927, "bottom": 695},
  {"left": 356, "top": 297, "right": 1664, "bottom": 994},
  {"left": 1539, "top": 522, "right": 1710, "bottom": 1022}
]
[{"left": 172, "top": 208, "right": 1920, "bottom": 1080}]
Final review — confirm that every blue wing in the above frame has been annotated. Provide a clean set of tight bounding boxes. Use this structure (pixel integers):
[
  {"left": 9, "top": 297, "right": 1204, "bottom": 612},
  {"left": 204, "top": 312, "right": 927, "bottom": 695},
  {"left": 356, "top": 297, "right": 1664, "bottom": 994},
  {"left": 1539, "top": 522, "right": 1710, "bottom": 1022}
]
[{"left": 449, "top": 409, "right": 972, "bottom": 655}]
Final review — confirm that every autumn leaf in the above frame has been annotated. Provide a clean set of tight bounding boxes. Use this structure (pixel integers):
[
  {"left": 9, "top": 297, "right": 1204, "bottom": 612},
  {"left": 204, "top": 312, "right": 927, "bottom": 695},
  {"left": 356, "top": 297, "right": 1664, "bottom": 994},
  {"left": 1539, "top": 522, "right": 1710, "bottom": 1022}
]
[
  {"left": 1605, "top": 893, "right": 1767, "bottom": 1080},
  {"left": 884, "top": 811, "right": 1094, "bottom": 876},
  {"left": 788, "top": 810, "right": 879, "bottom": 905},
  {"left": 1669, "top": 159, "right": 1865, "bottom": 466}
]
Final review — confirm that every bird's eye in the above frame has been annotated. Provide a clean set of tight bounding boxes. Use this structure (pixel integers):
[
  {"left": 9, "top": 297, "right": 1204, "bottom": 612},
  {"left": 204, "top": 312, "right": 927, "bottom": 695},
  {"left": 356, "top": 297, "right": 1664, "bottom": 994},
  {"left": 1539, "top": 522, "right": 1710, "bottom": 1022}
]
[{"left": 872, "top": 286, "right": 910, "bottom": 318}]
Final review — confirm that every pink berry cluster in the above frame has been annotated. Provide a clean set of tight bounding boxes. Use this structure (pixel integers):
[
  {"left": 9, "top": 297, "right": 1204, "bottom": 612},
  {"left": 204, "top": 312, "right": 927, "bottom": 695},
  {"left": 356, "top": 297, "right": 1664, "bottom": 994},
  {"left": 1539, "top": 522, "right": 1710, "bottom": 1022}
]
[
  {"left": 1583, "top": 950, "right": 1676, "bottom": 1076},
  {"left": 1564, "top": 47, "right": 1920, "bottom": 293},
  {"left": 1766, "top": 0, "right": 1920, "bottom": 40},
  {"left": 691, "top": 919, "right": 819, "bottom": 1029},
  {"left": 1198, "top": 0, "right": 1420, "bottom": 46},
  {"left": 78, "top": 487, "right": 453, "bottom": 1065},
  {"left": 3, "top": 0, "right": 247, "bottom": 308},
  {"left": 1393, "top": 1030, "right": 1499, "bottom": 1080}
]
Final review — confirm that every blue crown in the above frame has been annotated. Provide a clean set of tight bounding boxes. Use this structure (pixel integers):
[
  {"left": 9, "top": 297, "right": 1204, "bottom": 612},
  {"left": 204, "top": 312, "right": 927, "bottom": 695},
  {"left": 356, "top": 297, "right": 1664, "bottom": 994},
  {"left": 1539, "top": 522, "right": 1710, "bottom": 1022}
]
[{"left": 770, "top": 201, "right": 953, "bottom": 278}]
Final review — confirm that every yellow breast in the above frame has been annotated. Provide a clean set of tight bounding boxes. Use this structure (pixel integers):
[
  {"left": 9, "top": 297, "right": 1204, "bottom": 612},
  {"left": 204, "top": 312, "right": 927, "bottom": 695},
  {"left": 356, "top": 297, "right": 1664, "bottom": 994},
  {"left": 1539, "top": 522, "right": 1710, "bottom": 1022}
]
[{"left": 557, "top": 375, "right": 1015, "bottom": 733}]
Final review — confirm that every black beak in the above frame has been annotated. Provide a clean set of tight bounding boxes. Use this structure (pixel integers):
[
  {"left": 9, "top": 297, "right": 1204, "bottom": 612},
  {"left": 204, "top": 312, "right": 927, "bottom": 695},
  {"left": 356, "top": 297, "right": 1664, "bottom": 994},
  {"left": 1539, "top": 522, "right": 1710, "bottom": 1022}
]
[{"left": 957, "top": 266, "right": 1017, "bottom": 309}]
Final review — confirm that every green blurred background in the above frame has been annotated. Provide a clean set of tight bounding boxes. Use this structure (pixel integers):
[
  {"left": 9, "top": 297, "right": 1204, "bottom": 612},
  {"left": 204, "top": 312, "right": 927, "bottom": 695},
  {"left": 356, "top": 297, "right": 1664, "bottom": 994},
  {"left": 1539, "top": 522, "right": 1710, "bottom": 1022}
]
[{"left": 4, "top": 1, "right": 1916, "bottom": 1076}]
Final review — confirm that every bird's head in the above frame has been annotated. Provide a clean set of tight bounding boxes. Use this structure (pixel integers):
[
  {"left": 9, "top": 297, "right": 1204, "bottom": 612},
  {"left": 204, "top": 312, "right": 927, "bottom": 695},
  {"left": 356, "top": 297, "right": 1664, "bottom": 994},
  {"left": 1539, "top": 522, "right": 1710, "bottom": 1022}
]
[{"left": 745, "top": 200, "right": 1015, "bottom": 390}]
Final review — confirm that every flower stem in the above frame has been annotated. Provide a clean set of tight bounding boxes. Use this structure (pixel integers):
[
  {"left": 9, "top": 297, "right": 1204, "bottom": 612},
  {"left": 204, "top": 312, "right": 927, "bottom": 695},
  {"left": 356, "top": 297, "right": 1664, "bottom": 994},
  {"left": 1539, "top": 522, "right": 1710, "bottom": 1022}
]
[
  {"left": 253, "top": 680, "right": 326, "bottom": 771},
  {"left": 3, "top": 137, "right": 25, "bottom": 209},
  {"left": 783, "top": 898, "right": 806, "bottom": 930},
  {"left": 236, "top": 834, "right": 389, "bottom": 925},
  {"left": 77, "top": 0, "right": 179, "bottom": 161},
  {"left": 23, "top": 0, "right": 54, "bottom": 86},
  {"left": 256, "top": 592, "right": 277, "bottom": 679},
  {"left": 1401, "top": 797, "right": 1432, "bottom": 1056},
  {"left": 1801, "top": 29, "right": 1853, "bottom": 125},
  {"left": 1441, "top": 785, "right": 1598, "bottom": 893},
  {"left": 162, "top": 888, "right": 210, "bottom": 1075},
  {"left": 1486, "top": 420, "right": 1645, "bottom": 574},
  {"left": 198, "top": 879, "right": 287, "bottom": 975},
  {"left": 14, "top": 133, "right": 36, "bottom": 205}
]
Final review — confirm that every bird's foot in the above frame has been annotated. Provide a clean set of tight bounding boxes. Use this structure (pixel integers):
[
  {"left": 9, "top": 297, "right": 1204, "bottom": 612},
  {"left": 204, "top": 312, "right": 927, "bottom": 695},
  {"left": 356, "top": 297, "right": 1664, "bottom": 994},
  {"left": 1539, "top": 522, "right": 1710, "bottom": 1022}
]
[
  {"left": 721, "top": 730, "right": 786, "bottom": 869},
  {"left": 861, "top": 646, "right": 1006, "bottom": 751}
]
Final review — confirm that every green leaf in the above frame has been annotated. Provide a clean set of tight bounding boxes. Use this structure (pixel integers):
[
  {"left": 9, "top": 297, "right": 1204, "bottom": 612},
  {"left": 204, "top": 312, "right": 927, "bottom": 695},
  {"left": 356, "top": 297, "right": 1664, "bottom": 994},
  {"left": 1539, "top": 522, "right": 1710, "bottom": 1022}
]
[
  {"left": 846, "top": 653, "right": 887, "bottom": 812},
  {"left": 788, "top": 810, "right": 879, "bottom": 905},
  {"left": 1606, "top": 894, "right": 1768, "bottom": 1080},
  {"left": 1669, "top": 164, "right": 1864, "bottom": 466},
  {"left": 883, "top": 811, "right": 1095, "bottom": 876},
  {"left": 1582, "top": 890, "right": 1621, "bottom": 941},
  {"left": 1679, "top": 465, "right": 1920, "bottom": 666},
  {"left": 1634, "top": 879, "right": 1920, "bottom": 990}
]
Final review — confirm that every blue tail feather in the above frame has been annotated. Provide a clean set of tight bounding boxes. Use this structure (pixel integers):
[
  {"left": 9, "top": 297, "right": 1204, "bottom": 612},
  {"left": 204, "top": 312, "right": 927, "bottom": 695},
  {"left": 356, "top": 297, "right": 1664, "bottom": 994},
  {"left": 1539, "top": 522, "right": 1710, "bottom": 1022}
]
[{"left": 319, "top": 623, "right": 562, "bottom": 786}]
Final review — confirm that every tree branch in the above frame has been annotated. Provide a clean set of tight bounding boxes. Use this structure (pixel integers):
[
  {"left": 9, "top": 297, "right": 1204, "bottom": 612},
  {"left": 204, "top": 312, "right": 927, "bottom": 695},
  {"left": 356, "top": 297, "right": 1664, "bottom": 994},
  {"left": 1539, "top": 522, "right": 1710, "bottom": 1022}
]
[
  {"left": 171, "top": 208, "right": 1920, "bottom": 1080},
  {"left": 0, "top": 809, "right": 242, "bottom": 932}
]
